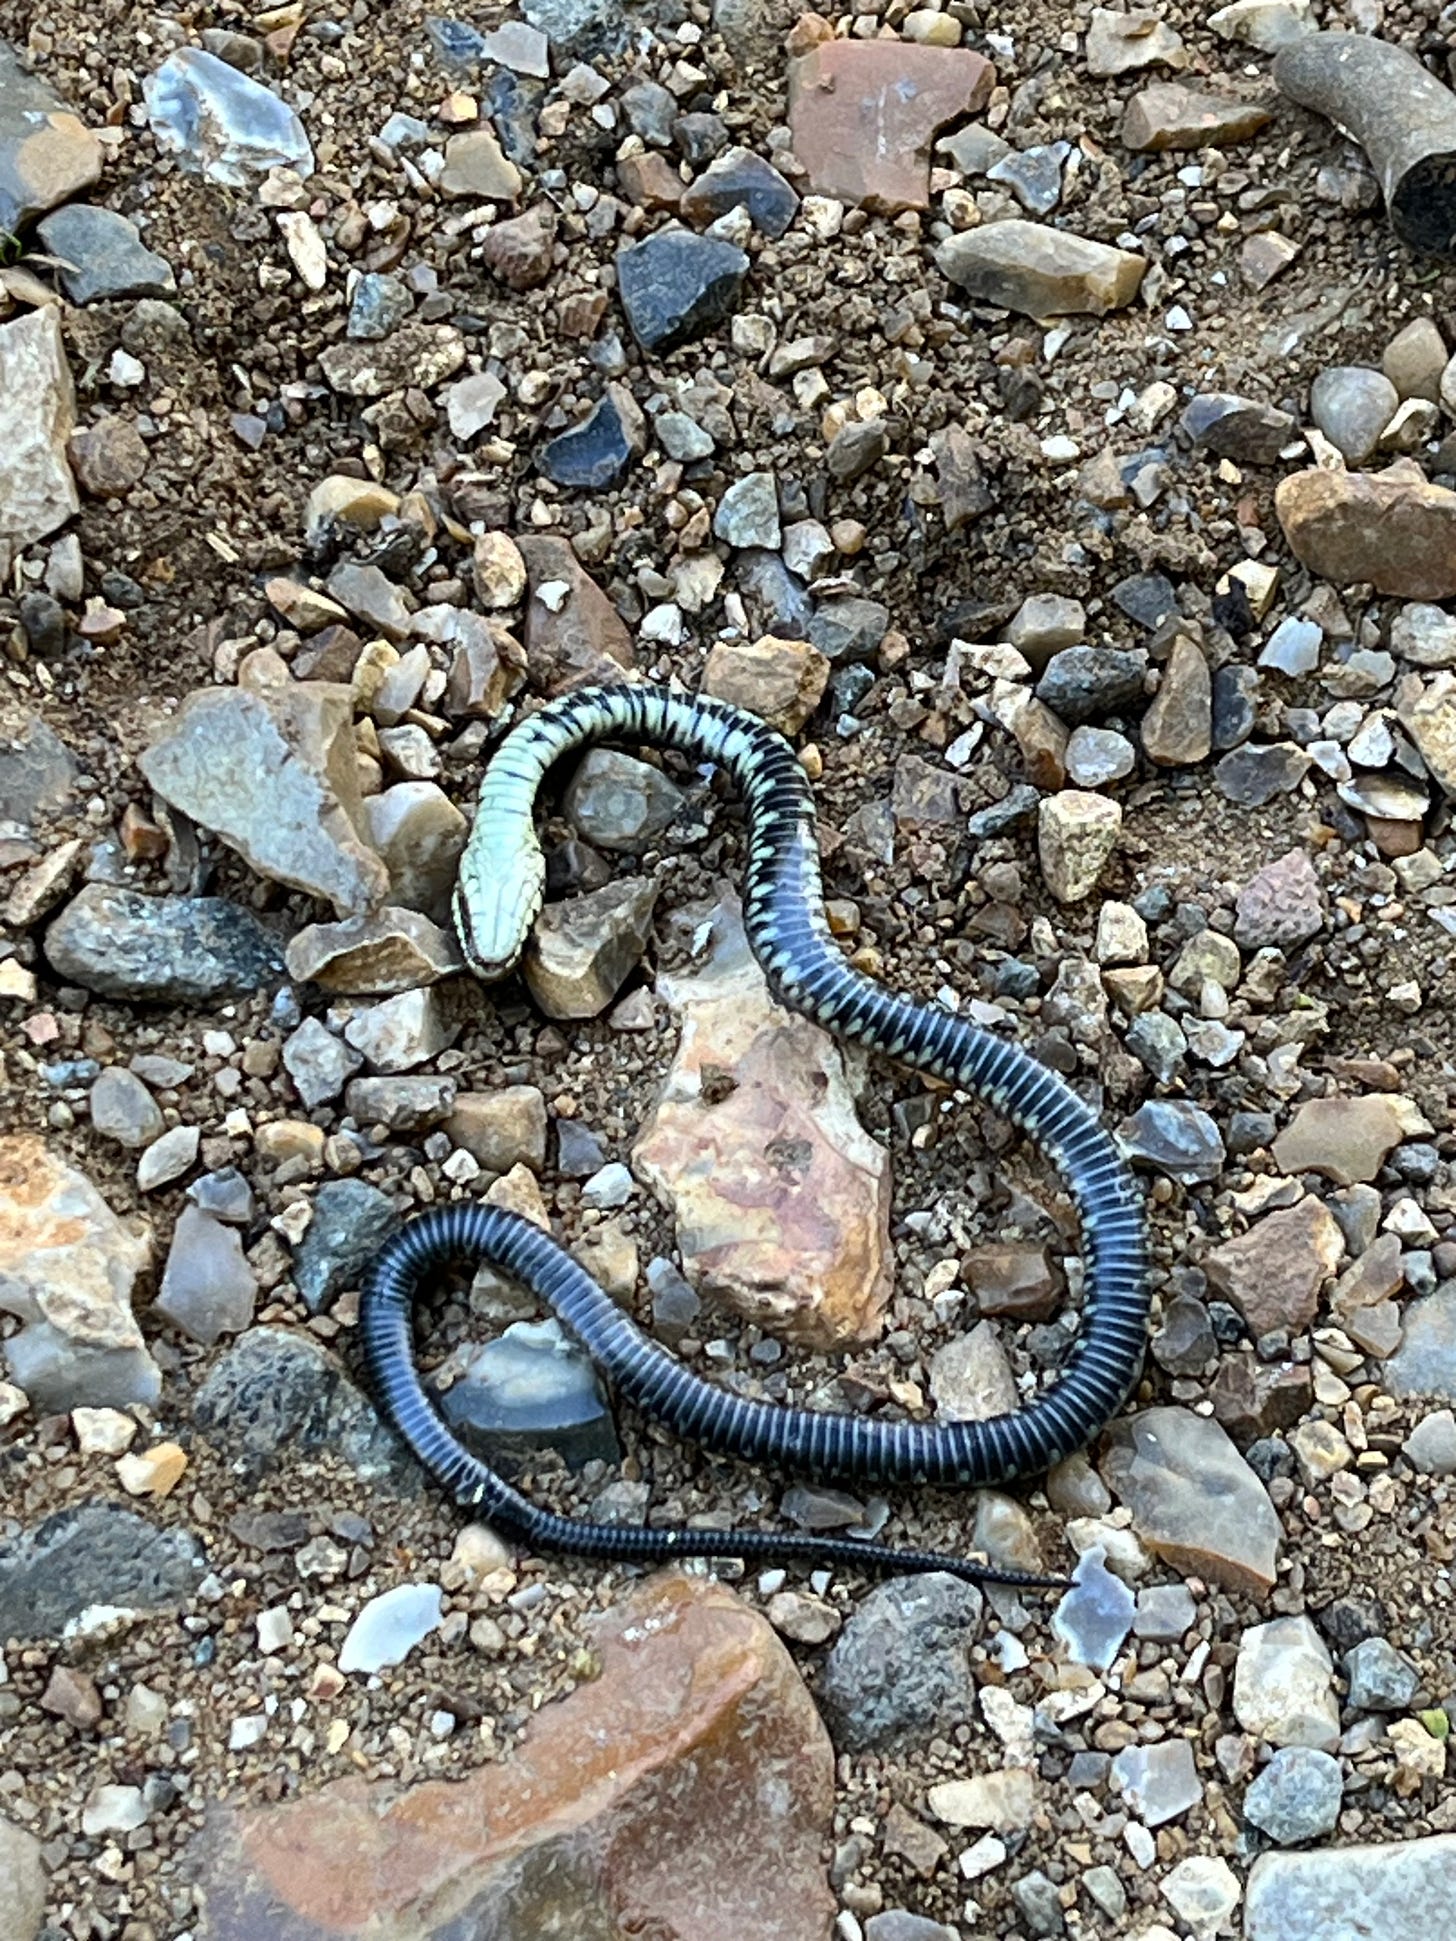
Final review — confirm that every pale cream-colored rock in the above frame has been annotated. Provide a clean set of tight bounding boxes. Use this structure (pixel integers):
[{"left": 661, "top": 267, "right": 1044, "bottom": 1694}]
[
  {"left": 1233, "top": 1615, "right": 1339, "bottom": 1749},
  {"left": 285, "top": 908, "right": 463, "bottom": 993},
  {"left": 523, "top": 878, "right": 659, "bottom": 1020},
  {"left": 634, "top": 897, "right": 891, "bottom": 1350},
  {"left": 1272, "top": 1093, "right": 1427, "bottom": 1186},
  {"left": 303, "top": 475, "right": 400, "bottom": 541},
  {"left": 1038, "top": 789, "right": 1123, "bottom": 901},
  {"left": 937, "top": 221, "right": 1146, "bottom": 317},
  {"left": 361, "top": 782, "right": 467, "bottom": 923},
  {"left": 1398, "top": 670, "right": 1456, "bottom": 794},
  {"left": 116, "top": 1441, "right": 188, "bottom": 1499},
  {"left": 0, "top": 306, "right": 80, "bottom": 552},
  {"left": 0, "top": 1135, "right": 158, "bottom": 1413},
  {"left": 471, "top": 530, "right": 528, "bottom": 609}
]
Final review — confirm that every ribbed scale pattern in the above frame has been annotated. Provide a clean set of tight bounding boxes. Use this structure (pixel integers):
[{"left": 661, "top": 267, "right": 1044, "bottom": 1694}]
[{"left": 361, "top": 685, "right": 1150, "bottom": 1587}]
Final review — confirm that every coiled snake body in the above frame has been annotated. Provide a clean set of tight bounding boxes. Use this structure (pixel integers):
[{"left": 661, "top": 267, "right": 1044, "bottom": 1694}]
[{"left": 360, "top": 685, "right": 1149, "bottom": 1587}]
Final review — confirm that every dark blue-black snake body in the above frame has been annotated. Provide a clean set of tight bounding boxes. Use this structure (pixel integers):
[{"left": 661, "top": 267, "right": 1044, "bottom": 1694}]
[{"left": 360, "top": 685, "right": 1149, "bottom": 1588}]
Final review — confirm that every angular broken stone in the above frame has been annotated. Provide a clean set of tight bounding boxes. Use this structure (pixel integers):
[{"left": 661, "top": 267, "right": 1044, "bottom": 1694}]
[
  {"left": 633, "top": 897, "right": 891, "bottom": 1351},
  {"left": 517, "top": 534, "right": 634, "bottom": 693},
  {"left": 0, "top": 41, "right": 103, "bottom": 236},
  {"left": 1085, "top": 8, "right": 1189, "bottom": 76},
  {"left": 1397, "top": 671, "right": 1456, "bottom": 794},
  {"left": 0, "top": 1135, "right": 159, "bottom": 1414},
  {"left": 1140, "top": 633, "right": 1212, "bottom": 765},
  {"left": 36, "top": 204, "right": 176, "bottom": 305},
  {"left": 285, "top": 908, "right": 463, "bottom": 994},
  {"left": 937, "top": 221, "right": 1146, "bottom": 318},
  {"left": 154, "top": 1206, "right": 257, "bottom": 1347},
  {"left": 1233, "top": 1615, "right": 1339, "bottom": 1750},
  {"left": 143, "top": 47, "right": 314, "bottom": 187},
  {"left": 44, "top": 885, "right": 284, "bottom": 1003},
  {"left": 1276, "top": 465, "right": 1456, "bottom": 599},
  {"left": 1203, "top": 1195, "right": 1344, "bottom": 1336},
  {"left": 319, "top": 323, "right": 467, "bottom": 399},
  {"left": 789, "top": 41, "right": 994, "bottom": 213},
  {"left": 1100, "top": 1405, "right": 1281, "bottom": 1593},
  {"left": 1182, "top": 391, "right": 1297, "bottom": 463},
  {"left": 0, "top": 307, "right": 79, "bottom": 554},
  {"left": 1272, "top": 1094, "right": 1419, "bottom": 1186},
  {"left": 187, "top": 1574, "right": 835, "bottom": 1941},
  {"left": 361, "top": 782, "right": 467, "bottom": 923},
  {"left": 700, "top": 636, "right": 829, "bottom": 736},
  {"left": 1234, "top": 848, "right": 1324, "bottom": 948},
  {"left": 1244, "top": 1836, "right": 1456, "bottom": 1941},
  {"left": 139, "top": 681, "right": 389, "bottom": 917},
  {"left": 1122, "top": 82, "right": 1273, "bottom": 151},
  {"left": 616, "top": 228, "right": 749, "bottom": 353},
  {"left": 524, "top": 877, "right": 658, "bottom": 1020},
  {"left": 1038, "top": 790, "right": 1122, "bottom": 901}
]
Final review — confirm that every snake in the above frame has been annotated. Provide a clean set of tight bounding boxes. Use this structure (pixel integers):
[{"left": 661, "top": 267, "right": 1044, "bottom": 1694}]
[{"left": 359, "top": 684, "right": 1149, "bottom": 1589}]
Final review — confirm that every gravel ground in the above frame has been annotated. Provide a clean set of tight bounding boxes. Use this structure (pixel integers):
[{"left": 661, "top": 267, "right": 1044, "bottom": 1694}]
[{"left": 2, "top": 0, "right": 1456, "bottom": 1937}]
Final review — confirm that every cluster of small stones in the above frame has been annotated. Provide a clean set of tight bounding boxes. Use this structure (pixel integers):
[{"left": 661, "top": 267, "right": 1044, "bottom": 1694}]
[{"left": 1, "top": 0, "right": 1455, "bottom": 1939}]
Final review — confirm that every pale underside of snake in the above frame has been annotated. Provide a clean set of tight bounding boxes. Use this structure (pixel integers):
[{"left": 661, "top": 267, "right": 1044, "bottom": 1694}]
[{"left": 359, "top": 684, "right": 1150, "bottom": 1589}]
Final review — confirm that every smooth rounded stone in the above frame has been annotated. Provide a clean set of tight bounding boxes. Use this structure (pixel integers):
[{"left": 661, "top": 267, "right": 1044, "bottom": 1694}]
[
  {"left": 188, "top": 1574, "right": 836, "bottom": 1941},
  {"left": 1277, "top": 464, "right": 1456, "bottom": 599},
  {"left": 1134, "top": 1582, "right": 1197, "bottom": 1640},
  {"left": 1101, "top": 1406, "right": 1280, "bottom": 1594},
  {"left": 154, "top": 1206, "right": 256, "bottom": 1347},
  {"left": 36, "top": 204, "right": 175, "bottom": 305},
  {"left": 43, "top": 883, "right": 281, "bottom": 1007},
  {"left": 929, "top": 1321, "right": 1017, "bottom": 1421},
  {"left": 143, "top": 47, "right": 314, "bottom": 186},
  {"left": 680, "top": 146, "right": 799, "bottom": 237},
  {"left": 0, "top": 1502, "right": 204, "bottom": 1641},
  {"left": 539, "top": 385, "right": 643, "bottom": 489},
  {"left": 1246, "top": 1835, "right": 1456, "bottom": 1941},
  {"left": 88, "top": 1066, "right": 164, "bottom": 1149},
  {"left": 338, "top": 1583, "right": 443, "bottom": 1676},
  {"left": 136, "top": 1124, "right": 199, "bottom": 1193},
  {"left": 0, "top": 1134, "right": 160, "bottom": 1415},
  {"left": 4, "top": 312, "right": 81, "bottom": 564},
  {"left": 1345, "top": 1636, "right": 1419, "bottom": 1711},
  {"left": 617, "top": 228, "right": 749, "bottom": 352},
  {"left": 0, "top": 1813, "right": 45, "bottom": 1941},
  {"left": 1141, "top": 633, "right": 1212, "bottom": 765},
  {"left": 1271, "top": 1094, "right": 1412, "bottom": 1185},
  {"left": 936, "top": 219, "right": 1146, "bottom": 316},
  {"left": 285, "top": 908, "right": 463, "bottom": 994},
  {"left": 1086, "top": 7, "right": 1189, "bottom": 75},
  {"left": 1064, "top": 725, "right": 1135, "bottom": 786},
  {"left": 701, "top": 636, "right": 829, "bottom": 736},
  {"left": 290, "top": 1179, "right": 400, "bottom": 1314},
  {"left": 788, "top": 40, "right": 993, "bottom": 213},
  {"left": 1383, "top": 318, "right": 1448, "bottom": 401},
  {"left": 319, "top": 322, "right": 467, "bottom": 398},
  {"left": 1244, "top": 1745, "right": 1343, "bottom": 1844},
  {"left": 1036, "top": 645, "right": 1147, "bottom": 722},
  {"left": 1117, "top": 1101, "right": 1224, "bottom": 1181},
  {"left": 193, "top": 1326, "right": 415, "bottom": 1489},
  {"left": 1310, "top": 366, "right": 1399, "bottom": 464},
  {"left": 1385, "top": 1283, "right": 1456, "bottom": 1403},
  {"left": 1122, "top": 81, "right": 1272, "bottom": 150},
  {"left": 1182, "top": 391, "right": 1298, "bottom": 463},
  {"left": 1111, "top": 1737, "right": 1202, "bottom": 1827},
  {"left": 816, "top": 1572, "right": 983, "bottom": 1752},
  {"left": 713, "top": 469, "right": 780, "bottom": 550},
  {"left": 1204, "top": 1196, "right": 1344, "bottom": 1337},
  {"left": 563, "top": 748, "right": 685, "bottom": 853},
  {"left": 1215, "top": 741, "right": 1311, "bottom": 806},
  {"left": 139, "top": 681, "right": 389, "bottom": 917},
  {"left": 1402, "top": 1406, "right": 1456, "bottom": 1474},
  {"left": 346, "top": 271, "right": 413, "bottom": 342},
  {"left": 1037, "top": 790, "right": 1122, "bottom": 902},
  {"left": 282, "top": 1016, "right": 361, "bottom": 1108},
  {"left": 524, "top": 877, "right": 658, "bottom": 1020},
  {"left": 343, "top": 988, "right": 454, "bottom": 1075},
  {"left": 432, "top": 1317, "right": 619, "bottom": 1471},
  {"left": 68, "top": 414, "right": 148, "bottom": 498},
  {"left": 1235, "top": 1616, "right": 1339, "bottom": 1749},
  {"left": 1053, "top": 1545, "right": 1135, "bottom": 1671},
  {"left": 1007, "top": 592, "right": 1085, "bottom": 664}
]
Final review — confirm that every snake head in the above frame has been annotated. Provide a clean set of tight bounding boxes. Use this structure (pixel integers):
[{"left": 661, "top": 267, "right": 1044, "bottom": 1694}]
[{"left": 452, "top": 842, "right": 545, "bottom": 983}]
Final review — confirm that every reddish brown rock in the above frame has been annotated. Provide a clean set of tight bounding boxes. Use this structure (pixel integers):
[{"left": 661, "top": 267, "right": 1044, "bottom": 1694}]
[
  {"left": 1121, "top": 82, "right": 1272, "bottom": 151},
  {"left": 634, "top": 898, "right": 891, "bottom": 1350},
  {"left": 1203, "top": 1196, "right": 1344, "bottom": 1337},
  {"left": 1210, "top": 1356, "right": 1313, "bottom": 1443},
  {"left": 188, "top": 1574, "right": 835, "bottom": 1941},
  {"left": 960, "top": 1242, "right": 1064, "bottom": 1320},
  {"left": 1275, "top": 464, "right": 1456, "bottom": 600},
  {"left": 788, "top": 40, "right": 994, "bottom": 213},
  {"left": 516, "top": 534, "right": 634, "bottom": 694},
  {"left": 68, "top": 416, "right": 149, "bottom": 498},
  {"left": 481, "top": 205, "right": 556, "bottom": 291}
]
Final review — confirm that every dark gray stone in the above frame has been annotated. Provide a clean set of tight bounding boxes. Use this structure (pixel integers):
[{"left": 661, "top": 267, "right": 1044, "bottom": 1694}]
[
  {"left": 1151, "top": 1292, "right": 1217, "bottom": 1374},
  {"left": 192, "top": 1325, "right": 418, "bottom": 1488},
  {"left": 1344, "top": 1636, "right": 1419, "bottom": 1711},
  {"left": 290, "top": 1179, "right": 400, "bottom": 1313},
  {"left": 966, "top": 784, "right": 1040, "bottom": 838},
  {"left": 431, "top": 1317, "right": 619, "bottom": 1471},
  {"left": 0, "top": 713, "right": 77, "bottom": 825},
  {"left": 44, "top": 885, "right": 283, "bottom": 1002},
  {"left": 1111, "top": 573, "right": 1179, "bottom": 630},
  {"left": 424, "top": 16, "right": 487, "bottom": 65},
  {"left": 1036, "top": 646, "right": 1148, "bottom": 723},
  {"left": 36, "top": 204, "right": 175, "bottom": 305},
  {"left": 682, "top": 145, "right": 799, "bottom": 237},
  {"left": 522, "top": 0, "right": 630, "bottom": 55},
  {"left": 539, "top": 389, "right": 639, "bottom": 489},
  {"left": 622, "top": 80, "right": 676, "bottom": 145},
  {"left": 617, "top": 228, "right": 749, "bottom": 352},
  {"left": 347, "top": 272, "right": 413, "bottom": 340},
  {"left": 1182, "top": 392, "right": 1298, "bottom": 463},
  {"left": 816, "top": 1572, "right": 983, "bottom": 1753},
  {"left": 737, "top": 550, "right": 813, "bottom": 638},
  {"left": 1213, "top": 664, "right": 1260, "bottom": 749},
  {"left": 1214, "top": 742, "right": 1312, "bottom": 807},
  {"left": 1117, "top": 1100, "right": 1225, "bottom": 1182},
  {"left": 0, "top": 1504, "right": 204, "bottom": 1641},
  {"left": 808, "top": 595, "right": 891, "bottom": 664}
]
